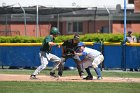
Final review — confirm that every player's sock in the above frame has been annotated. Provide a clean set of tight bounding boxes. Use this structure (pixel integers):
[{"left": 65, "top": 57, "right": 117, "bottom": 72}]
[
  {"left": 85, "top": 67, "right": 92, "bottom": 76},
  {"left": 94, "top": 67, "right": 102, "bottom": 78}
]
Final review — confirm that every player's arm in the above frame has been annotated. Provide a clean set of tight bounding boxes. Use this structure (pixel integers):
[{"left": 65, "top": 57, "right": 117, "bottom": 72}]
[
  {"left": 75, "top": 52, "right": 83, "bottom": 56},
  {"left": 78, "top": 56, "right": 89, "bottom": 64},
  {"left": 75, "top": 51, "right": 87, "bottom": 56},
  {"left": 44, "top": 36, "right": 60, "bottom": 47},
  {"left": 48, "top": 42, "right": 58, "bottom": 46},
  {"left": 49, "top": 42, "right": 60, "bottom": 48}
]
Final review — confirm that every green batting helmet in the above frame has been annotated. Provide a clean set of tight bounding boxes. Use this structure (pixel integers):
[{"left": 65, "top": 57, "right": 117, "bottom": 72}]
[{"left": 50, "top": 27, "right": 60, "bottom": 35}]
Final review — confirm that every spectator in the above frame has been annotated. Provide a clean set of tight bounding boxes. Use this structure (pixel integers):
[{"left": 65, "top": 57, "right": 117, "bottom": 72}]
[
  {"left": 126, "top": 31, "right": 138, "bottom": 72},
  {"left": 126, "top": 31, "right": 137, "bottom": 43}
]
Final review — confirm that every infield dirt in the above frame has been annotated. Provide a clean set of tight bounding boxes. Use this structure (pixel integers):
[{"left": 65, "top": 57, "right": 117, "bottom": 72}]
[{"left": 0, "top": 74, "right": 140, "bottom": 83}]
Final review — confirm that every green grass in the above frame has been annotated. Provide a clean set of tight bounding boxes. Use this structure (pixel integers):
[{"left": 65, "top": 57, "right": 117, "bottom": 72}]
[
  {"left": 0, "top": 81, "right": 140, "bottom": 93},
  {"left": 0, "top": 69, "right": 140, "bottom": 93}
]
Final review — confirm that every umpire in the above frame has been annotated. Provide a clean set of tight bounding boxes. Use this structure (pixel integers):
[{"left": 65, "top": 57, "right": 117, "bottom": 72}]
[{"left": 58, "top": 33, "right": 84, "bottom": 77}]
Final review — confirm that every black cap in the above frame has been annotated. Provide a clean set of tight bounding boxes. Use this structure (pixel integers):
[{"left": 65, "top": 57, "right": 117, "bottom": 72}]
[{"left": 128, "top": 31, "right": 132, "bottom": 34}]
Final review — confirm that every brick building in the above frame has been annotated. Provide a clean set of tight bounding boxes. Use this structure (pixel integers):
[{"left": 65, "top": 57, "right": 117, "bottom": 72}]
[{"left": 0, "top": 0, "right": 140, "bottom": 36}]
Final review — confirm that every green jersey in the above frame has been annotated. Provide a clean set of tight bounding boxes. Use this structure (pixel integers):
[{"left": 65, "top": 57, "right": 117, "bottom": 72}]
[{"left": 40, "top": 35, "right": 54, "bottom": 53}]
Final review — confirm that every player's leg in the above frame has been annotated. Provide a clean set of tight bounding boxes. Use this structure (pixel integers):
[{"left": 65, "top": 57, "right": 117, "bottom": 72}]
[
  {"left": 83, "top": 67, "right": 93, "bottom": 80},
  {"left": 73, "top": 55, "right": 84, "bottom": 77},
  {"left": 49, "top": 53, "right": 62, "bottom": 77},
  {"left": 30, "top": 52, "right": 48, "bottom": 79},
  {"left": 82, "top": 60, "right": 93, "bottom": 80},
  {"left": 92, "top": 55, "right": 104, "bottom": 80},
  {"left": 58, "top": 57, "right": 66, "bottom": 76}
]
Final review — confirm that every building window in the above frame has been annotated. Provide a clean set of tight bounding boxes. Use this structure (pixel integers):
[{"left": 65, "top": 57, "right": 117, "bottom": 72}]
[
  {"left": 67, "top": 21, "right": 83, "bottom": 33},
  {"left": 128, "top": 0, "right": 134, "bottom": 4},
  {"left": 121, "top": 21, "right": 132, "bottom": 28}
]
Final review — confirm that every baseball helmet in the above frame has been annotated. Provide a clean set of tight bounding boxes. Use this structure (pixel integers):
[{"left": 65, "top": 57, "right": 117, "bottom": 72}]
[
  {"left": 78, "top": 42, "right": 85, "bottom": 47},
  {"left": 50, "top": 27, "right": 60, "bottom": 35}
]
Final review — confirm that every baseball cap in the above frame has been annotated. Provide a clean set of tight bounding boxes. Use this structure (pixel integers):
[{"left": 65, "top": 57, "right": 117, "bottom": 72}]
[{"left": 128, "top": 31, "right": 132, "bottom": 34}]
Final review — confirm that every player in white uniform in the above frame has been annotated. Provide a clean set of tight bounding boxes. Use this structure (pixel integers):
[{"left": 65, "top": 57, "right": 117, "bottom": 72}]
[{"left": 75, "top": 42, "right": 104, "bottom": 80}]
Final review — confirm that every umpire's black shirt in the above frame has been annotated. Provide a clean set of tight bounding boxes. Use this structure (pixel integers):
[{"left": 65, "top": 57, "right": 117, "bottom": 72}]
[{"left": 62, "top": 39, "right": 78, "bottom": 54}]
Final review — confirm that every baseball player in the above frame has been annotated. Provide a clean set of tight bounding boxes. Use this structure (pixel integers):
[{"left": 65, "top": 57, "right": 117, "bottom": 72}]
[
  {"left": 75, "top": 42, "right": 104, "bottom": 80},
  {"left": 57, "top": 33, "right": 84, "bottom": 77},
  {"left": 30, "top": 27, "right": 62, "bottom": 79}
]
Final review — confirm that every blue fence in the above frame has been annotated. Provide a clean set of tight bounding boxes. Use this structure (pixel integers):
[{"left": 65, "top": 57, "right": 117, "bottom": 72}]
[
  {"left": 103, "top": 45, "right": 122, "bottom": 68},
  {"left": 0, "top": 43, "right": 140, "bottom": 69}
]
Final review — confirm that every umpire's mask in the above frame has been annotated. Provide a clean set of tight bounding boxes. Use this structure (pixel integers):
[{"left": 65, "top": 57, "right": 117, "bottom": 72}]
[{"left": 73, "top": 34, "right": 80, "bottom": 42}]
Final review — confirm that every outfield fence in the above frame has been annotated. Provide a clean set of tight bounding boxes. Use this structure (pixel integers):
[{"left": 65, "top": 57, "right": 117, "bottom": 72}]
[{"left": 0, "top": 42, "right": 140, "bottom": 70}]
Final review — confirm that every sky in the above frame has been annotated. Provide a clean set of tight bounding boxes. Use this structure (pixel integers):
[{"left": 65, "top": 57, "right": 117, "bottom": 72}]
[{"left": 0, "top": 0, "right": 133, "bottom": 9}]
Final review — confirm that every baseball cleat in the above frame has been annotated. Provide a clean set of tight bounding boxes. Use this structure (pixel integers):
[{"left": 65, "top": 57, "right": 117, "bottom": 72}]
[
  {"left": 83, "top": 75, "right": 93, "bottom": 80},
  {"left": 50, "top": 72, "right": 60, "bottom": 80},
  {"left": 97, "top": 77, "right": 103, "bottom": 80},
  {"left": 58, "top": 71, "right": 62, "bottom": 77},
  {"left": 81, "top": 75, "right": 87, "bottom": 78},
  {"left": 50, "top": 72, "right": 57, "bottom": 77},
  {"left": 80, "top": 71, "right": 84, "bottom": 78},
  {"left": 30, "top": 75, "right": 38, "bottom": 79}
]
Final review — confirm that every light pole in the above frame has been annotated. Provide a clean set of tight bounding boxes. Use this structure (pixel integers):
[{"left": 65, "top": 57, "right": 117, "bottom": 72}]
[
  {"left": 104, "top": 5, "right": 111, "bottom": 33},
  {"left": 36, "top": 5, "right": 39, "bottom": 37},
  {"left": 57, "top": 14, "right": 60, "bottom": 32},
  {"left": 122, "top": 0, "right": 127, "bottom": 71},
  {"left": 18, "top": 3, "right": 27, "bottom": 36},
  {"left": 124, "top": 0, "right": 127, "bottom": 42}
]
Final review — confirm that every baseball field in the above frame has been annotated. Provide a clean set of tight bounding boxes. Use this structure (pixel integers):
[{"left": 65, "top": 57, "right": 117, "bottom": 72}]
[{"left": 0, "top": 69, "right": 140, "bottom": 93}]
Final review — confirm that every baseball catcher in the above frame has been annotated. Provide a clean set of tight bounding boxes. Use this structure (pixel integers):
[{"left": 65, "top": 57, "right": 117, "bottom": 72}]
[{"left": 58, "top": 33, "right": 84, "bottom": 77}]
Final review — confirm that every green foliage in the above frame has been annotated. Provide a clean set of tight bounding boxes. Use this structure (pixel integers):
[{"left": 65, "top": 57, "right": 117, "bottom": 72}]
[
  {"left": 54, "top": 35, "right": 73, "bottom": 43},
  {"left": 0, "top": 33, "right": 139, "bottom": 43}
]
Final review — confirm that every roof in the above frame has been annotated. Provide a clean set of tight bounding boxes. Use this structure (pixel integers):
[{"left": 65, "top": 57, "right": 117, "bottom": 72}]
[
  {"left": 0, "top": 0, "right": 134, "bottom": 15},
  {"left": 0, "top": 7, "right": 87, "bottom": 15},
  {"left": 0, "top": 0, "right": 134, "bottom": 8}
]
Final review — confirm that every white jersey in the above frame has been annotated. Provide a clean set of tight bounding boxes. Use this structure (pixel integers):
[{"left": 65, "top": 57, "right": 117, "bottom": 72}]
[
  {"left": 83, "top": 47, "right": 101, "bottom": 59},
  {"left": 81, "top": 47, "right": 104, "bottom": 69},
  {"left": 126, "top": 36, "right": 137, "bottom": 43}
]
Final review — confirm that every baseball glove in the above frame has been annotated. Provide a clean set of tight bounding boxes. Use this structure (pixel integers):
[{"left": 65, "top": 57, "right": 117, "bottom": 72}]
[{"left": 63, "top": 48, "right": 75, "bottom": 57}]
